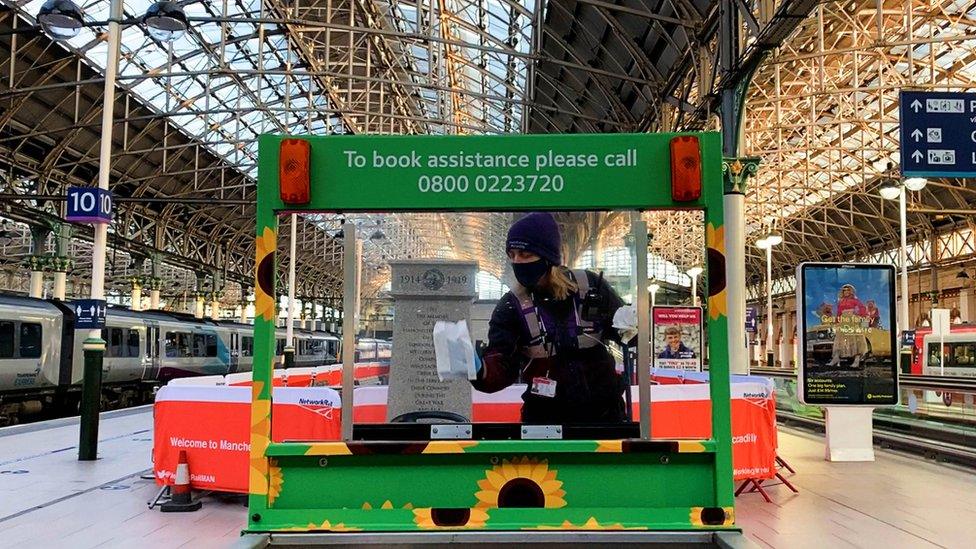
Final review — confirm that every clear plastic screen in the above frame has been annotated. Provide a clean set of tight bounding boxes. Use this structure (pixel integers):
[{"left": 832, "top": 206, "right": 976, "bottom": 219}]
[{"left": 265, "top": 210, "right": 717, "bottom": 441}]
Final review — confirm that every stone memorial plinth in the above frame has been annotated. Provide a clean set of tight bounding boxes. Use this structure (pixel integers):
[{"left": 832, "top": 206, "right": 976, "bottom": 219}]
[{"left": 386, "top": 260, "right": 478, "bottom": 421}]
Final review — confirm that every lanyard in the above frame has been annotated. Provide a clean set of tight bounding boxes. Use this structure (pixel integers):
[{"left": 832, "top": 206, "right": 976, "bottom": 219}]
[{"left": 530, "top": 292, "right": 554, "bottom": 358}]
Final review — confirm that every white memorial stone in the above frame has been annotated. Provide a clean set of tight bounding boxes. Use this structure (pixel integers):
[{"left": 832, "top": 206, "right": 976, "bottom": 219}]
[{"left": 386, "top": 260, "right": 478, "bottom": 421}]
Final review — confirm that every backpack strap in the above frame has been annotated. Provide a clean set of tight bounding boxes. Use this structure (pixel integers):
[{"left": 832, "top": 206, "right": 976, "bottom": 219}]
[
  {"left": 572, "top": 268, "right": 590, "bottom": 300},
  {"left": 570, "top": 269, "right": 600, "bottom": 346},
  {"left": 509, "top": 288, "right": 548, "bottom": 358}
]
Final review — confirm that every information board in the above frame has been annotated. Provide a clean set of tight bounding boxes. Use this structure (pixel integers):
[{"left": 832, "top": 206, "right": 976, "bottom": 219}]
[
  {"left": 259, "top": 132, "right": 720, "bottom": 212},
  {"left": 745, "top": 307, "right": 757, "bottom": 333},
  {"left": 73, "top": 299, "right": 107, "bottom": 330},
  {"left": 651, "top": 306, "right": 703, "bottom": 372},
  {"left": 66, "top": 187, "right": 113, "bottom": 224},
  {"left": 899, "top": 90, "right": 976, "bottom": 177},
  {"left": 796, "top": 263, "right": 898, "bottom": 405}
]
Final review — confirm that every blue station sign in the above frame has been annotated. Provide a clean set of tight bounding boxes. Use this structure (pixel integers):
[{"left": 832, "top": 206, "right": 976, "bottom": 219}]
[
  {"left": 66, "top": 187, "right": 113, "bottom": 224},
  {"left": 899, "top": 90, "right": 976, "bottom": 177},
  {"left": 73, "top": 299, "right": 107, "bottom": 330}
]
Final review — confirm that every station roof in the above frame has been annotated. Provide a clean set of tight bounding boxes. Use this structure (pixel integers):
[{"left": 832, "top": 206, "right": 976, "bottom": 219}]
[{"left": 0, "top": 0, "right": 973, "bottom": 304}]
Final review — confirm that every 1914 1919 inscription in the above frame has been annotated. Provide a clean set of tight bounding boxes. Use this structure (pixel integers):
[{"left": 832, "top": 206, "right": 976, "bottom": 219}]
[{"left": 386, "top": 260, "right": 478, "bottom": 421}]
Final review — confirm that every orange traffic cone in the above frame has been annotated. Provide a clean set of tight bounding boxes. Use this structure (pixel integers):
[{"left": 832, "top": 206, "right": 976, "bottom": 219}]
[{"left": 160, "top": 450, "right": 202, "bottom": 512}]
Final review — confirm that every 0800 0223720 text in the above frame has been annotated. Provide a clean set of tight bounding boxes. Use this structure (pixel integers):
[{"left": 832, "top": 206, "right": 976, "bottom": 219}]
[{"left": 416, "top": 174, "right": 565, "bottom": 194}]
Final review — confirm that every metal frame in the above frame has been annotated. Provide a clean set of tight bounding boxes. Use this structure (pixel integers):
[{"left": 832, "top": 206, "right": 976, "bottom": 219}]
[
  {"left": 0, "top": 0, "right": 972, "bottom": 326},
  {"left": 246, "top": 130, "right": 733, "bottom": 533}
]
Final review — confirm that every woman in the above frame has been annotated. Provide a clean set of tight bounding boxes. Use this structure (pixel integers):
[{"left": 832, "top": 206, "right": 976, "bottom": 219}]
[
  {"left": 865, "top": 300, "right": 881, "bottom": 328},
  {"left": 827, "top": 284, "right": 869, "bottom": 368},
  {"left": 471, "top": 212, "right": 630, "bottom": 424}
]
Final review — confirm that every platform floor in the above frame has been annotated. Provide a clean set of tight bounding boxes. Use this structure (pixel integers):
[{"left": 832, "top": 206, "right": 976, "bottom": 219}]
[
  {"left": 0, "top": 407, "right": 244, "bottom": 548},
  {"left": 1, "top": 409, "right": 973, "bottom": 548},
  {"left": 735, "top": 428, "right": 976, "bottom": 548}
]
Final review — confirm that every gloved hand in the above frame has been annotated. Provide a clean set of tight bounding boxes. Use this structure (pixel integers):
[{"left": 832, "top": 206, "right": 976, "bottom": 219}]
[
  {"left": 472, "top": 349, "right": 483, "bottom": 374},
  {"left": 612, "top": 304, "right": 639, "bottom": 344}
]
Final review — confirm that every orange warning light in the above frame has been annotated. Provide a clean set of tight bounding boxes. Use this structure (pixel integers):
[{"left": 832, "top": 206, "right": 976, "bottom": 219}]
[
  {"left": 670, "top": 135, "right": 702, "bottom": 202},
  {"left": 279, "top": 139, "right": 310, "bottom": 205}
]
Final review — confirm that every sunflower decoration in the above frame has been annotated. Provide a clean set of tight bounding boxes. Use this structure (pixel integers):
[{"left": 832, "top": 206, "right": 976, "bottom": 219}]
[
  {"left": 422, "top": 441, "right": 478, "bottom": 454},
  {"left": 253, "top": 226, "right": 277, "bottom": 322},
  {"left": 689, "top": 506, "right": 734, "bottom": 527},
  {"left": 705, "top": 223, "right": 727, "bottom": 320},
  {"left": 527, "top": 517, "right": 647, "bottom": 530},
  {"left": 474, "top": 456, "right": 566, "bottom": 509},
  {"left": 284, "top": 519, "right": 361, "bottom": 532},
  {"left": 362, "top": 500, "right": 413, "bottom": 510},
  {"left": 595, "top": 440, "right": 622, "bottom": 453},
  {"left": 248, "top": 382, "right": 271, "bottom": 497},
  {"left": 413, "top": 508, "right": 489, "bottom": 529},
  {"left": 267, "top": 459, "right": 283, "bottom": 506}
]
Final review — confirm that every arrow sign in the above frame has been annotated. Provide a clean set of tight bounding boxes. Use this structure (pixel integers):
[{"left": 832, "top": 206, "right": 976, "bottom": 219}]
[{"left": 900, "top": 90, "right": 976, "bottom": 177}]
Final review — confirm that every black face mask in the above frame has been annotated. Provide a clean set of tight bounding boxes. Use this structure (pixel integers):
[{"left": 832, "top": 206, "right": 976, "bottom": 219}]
[{"left": 512, "top": 259, "right": 549, "bottom": 289}]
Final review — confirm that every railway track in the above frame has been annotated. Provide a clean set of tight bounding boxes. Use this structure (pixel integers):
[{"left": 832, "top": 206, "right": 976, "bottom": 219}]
[{"left": 750, "top": 367, "right": 976, "bottom": 468}]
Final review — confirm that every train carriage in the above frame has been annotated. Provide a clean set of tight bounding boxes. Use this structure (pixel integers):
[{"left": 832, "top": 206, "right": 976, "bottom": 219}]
[
  {"left": 911, "top": 324, "right": 976, "bottom": 376},
  {"left": 0, "top": 294, "right": 343, "bottom": 424},
  {"left": 0, "top": 295, "right": 63, "bottom": 391}
]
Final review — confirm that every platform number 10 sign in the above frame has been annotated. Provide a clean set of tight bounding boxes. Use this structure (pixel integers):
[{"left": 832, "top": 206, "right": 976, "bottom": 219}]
[{"left": 66, "top": 187, "right": 113, "bottom": 224}]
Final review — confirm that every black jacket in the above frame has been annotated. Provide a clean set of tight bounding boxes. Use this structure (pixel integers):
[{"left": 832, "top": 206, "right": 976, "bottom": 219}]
[{"left": 471, "top": 269, "right": 629, "bottom": 423}]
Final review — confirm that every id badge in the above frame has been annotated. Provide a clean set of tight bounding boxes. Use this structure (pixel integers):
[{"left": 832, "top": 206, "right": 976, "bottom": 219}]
[{"left": 530, "top": 376, "right": 557, "bottom": 398}]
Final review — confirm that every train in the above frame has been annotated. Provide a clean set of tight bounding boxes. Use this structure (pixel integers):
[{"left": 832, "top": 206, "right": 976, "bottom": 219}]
[
  {"left": 0, "top": 294, "right": 391, "bottom": 425},
  {"left": 910, "top": 323, "right": 976, "bottom": 376}
]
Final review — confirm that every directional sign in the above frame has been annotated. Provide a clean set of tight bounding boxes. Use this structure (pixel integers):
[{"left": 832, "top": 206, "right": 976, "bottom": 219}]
[
  {"left": 899, "top": 90, "right": 976, "bottom": 177},
  {"left": 66, "top": 187, "right": 113, "bottom": 224},
  {"left": 73, "top": 299, "right": 107, "bottom": 330}
]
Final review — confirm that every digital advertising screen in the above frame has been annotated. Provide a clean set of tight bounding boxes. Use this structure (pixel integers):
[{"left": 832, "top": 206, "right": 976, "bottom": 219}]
[
  {"left": 652, "top": 306, "right": 703, "bottom": 371},
  {"left": 797, "top": 263, "right": 898, "bottom": 405}
]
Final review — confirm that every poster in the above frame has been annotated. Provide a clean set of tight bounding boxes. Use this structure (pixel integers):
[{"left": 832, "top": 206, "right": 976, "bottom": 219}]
[
  {"left": 652, "top": 306, "right": 703, "bottom": 371},
  {"left": 797, "top": 263, "right": 898, "bottom": 405},
  {"left": 745, "top": 307, "right": 758, "bottom": 333}
]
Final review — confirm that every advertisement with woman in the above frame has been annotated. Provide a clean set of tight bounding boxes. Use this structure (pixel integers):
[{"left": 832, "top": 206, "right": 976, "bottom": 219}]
[{"left": 797, "top": 263, "right": 898, "bottom": 405}]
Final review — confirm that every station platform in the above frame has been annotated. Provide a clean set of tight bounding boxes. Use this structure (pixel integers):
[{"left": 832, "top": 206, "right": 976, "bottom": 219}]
[
  {"left": 2, "top": 408, "right": 973, "bottom": 548},
  {"left": 0, "top": 407, "right": 244, "bottom": 548}
]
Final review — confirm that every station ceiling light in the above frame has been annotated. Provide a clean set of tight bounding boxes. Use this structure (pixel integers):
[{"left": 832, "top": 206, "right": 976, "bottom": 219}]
[
  {"left": 755, "top": 238, "right": 769, "bottom": 250},
  {"left": 904, "top": 177, "right": 929, "bottom": 192},
  {"left": 37, "top": 0, "right": 84, "bottom": 40},
  {"left": 878, "top": 182, "right": 901, "bottom": 200},
  {"left": 687, "top": 266, "right": 703, "bottom": 277},
  {"left": 764, "top": 231, "right": 783, "bottom": 247},
  {"left": 143, "top": 2, "right": 188, "bottom": 42},
  {"left": 37, "top": 0, "right": 188, "bottom": 43}
]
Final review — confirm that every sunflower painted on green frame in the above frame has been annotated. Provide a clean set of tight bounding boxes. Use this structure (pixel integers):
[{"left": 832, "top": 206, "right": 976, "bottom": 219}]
[
  {"left": 254, "top": 226, "right": 277, "bottom": 321},
  {"left": 474, "top": 456, "right": 566, "bottom": 509},
  {"left": 413, "top": 508, "right": 489, "bottom": 529}
]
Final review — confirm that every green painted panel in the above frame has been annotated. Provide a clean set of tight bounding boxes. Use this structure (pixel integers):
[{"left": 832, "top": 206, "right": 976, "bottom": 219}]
[
  {"left": 258, "top": 133, "right": 721, "bottom": 212},
  {"left": 250, "top": 129, "right": 736, "bottom": 533},
  {"left": 249, "top": 506, "right": 737, "bottom": 532},
  {"left": 270, "top": 452, "right": 715, "bottom": 511},
  {"left": 264, "top": 440, "right": 716, "bottom": 457}
]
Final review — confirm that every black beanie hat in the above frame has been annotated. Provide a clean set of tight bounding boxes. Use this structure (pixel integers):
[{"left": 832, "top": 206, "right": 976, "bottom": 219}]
[{"left": 506, "top": 212, "right": 562, "bottom": 265}]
